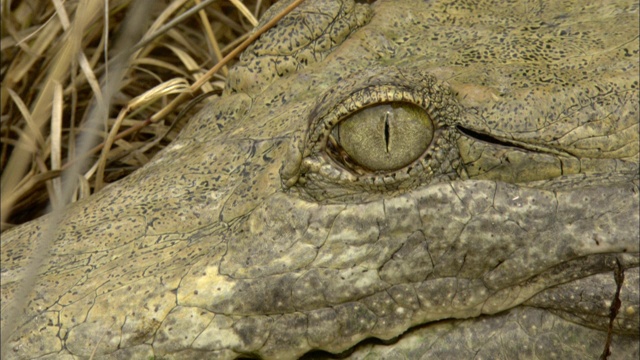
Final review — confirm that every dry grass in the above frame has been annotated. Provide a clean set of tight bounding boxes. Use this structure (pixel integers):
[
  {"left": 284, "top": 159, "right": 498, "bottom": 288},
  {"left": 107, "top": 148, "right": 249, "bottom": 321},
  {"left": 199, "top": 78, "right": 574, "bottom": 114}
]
[{"left": 0, "top": 0, "right": 282, "bottom": 231}]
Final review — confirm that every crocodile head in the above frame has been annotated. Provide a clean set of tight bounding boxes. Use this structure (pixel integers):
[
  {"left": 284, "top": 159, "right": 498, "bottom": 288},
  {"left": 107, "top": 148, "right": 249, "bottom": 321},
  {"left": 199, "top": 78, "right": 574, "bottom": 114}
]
[{"left": 2, "top": 0, "right": 638, "bottom": 359}]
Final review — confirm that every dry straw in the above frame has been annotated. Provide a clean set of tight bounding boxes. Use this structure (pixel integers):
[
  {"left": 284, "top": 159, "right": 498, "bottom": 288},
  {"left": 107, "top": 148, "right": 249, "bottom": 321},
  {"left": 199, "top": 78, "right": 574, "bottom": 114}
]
[{"left": 0, "top": 0, "right": 305, "bottom": 229}]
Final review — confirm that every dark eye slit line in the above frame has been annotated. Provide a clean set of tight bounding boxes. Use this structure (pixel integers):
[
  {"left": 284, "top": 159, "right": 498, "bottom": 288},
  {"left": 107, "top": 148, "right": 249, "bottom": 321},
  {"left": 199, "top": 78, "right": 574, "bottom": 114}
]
[
  {"left": 384, "top": 112, "right": 391, "bottom": 153},
  {"left": 457, "top": 125, "right": 532, "bottom": 152}
]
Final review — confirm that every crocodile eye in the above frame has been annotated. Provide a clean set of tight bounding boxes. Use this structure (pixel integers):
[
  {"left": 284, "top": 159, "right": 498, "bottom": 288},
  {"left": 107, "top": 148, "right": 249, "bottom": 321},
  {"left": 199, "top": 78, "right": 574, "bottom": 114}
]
[
  {"left": 282, "top": 66, "right": 460, "bottom": 201},
  {"left": 328, "top": 103, "right": 434, "bottom": 172}
]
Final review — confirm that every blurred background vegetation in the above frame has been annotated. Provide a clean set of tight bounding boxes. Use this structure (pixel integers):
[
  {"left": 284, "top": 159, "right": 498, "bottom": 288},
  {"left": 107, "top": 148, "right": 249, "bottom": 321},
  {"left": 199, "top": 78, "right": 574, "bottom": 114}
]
[{"left": 1, "top": 0, "right": 279, "bottom": 230}]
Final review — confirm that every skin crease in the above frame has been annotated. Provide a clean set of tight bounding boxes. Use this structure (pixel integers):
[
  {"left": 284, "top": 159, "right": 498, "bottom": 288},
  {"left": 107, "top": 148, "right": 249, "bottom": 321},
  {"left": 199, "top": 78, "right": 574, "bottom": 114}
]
[{"left": 1, "top": 0, "right": 638, "bottom": 359}]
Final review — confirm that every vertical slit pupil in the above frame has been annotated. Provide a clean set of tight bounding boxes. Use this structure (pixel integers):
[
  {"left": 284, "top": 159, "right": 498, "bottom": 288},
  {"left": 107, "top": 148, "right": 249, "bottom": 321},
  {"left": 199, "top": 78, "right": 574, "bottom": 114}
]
[{"left": 384, "top": 113, "right": 390, "bottom": 153}]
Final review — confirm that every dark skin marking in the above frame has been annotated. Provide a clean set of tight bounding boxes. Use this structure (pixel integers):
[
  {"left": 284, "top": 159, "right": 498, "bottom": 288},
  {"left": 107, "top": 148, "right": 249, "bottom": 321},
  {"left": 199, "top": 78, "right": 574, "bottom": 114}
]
[{"left": 600, "top": 258, "right": 625, "bottom": 360}]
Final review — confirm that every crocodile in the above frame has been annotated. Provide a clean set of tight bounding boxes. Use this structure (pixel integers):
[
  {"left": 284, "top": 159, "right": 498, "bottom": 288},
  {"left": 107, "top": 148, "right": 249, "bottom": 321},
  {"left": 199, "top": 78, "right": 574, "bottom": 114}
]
[{"left": 1, "top": 0, "right": 639, "bottom": 359}]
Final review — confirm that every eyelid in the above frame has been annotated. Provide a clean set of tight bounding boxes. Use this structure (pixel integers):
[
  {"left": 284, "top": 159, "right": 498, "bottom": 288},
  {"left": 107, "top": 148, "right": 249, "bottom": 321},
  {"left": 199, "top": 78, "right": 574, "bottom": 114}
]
[
  {"left": 308, "top": 84, "right": 437, "bottom": 155},
  {"left": 305, "top": 67, "right": 456, "bottom": 149}
]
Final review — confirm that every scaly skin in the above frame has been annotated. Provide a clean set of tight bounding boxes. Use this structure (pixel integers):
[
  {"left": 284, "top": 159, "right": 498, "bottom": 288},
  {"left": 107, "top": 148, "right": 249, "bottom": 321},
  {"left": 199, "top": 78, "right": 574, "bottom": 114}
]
[{"left": 2, "top": 0, "right": 638, "bottom": 359}]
